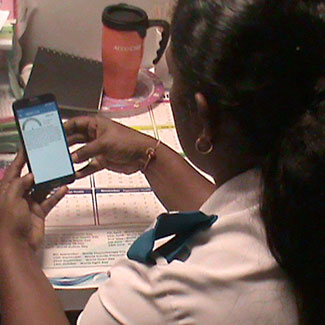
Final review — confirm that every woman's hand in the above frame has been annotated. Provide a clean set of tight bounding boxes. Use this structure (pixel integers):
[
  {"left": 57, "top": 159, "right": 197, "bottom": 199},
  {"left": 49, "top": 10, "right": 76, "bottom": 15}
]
[
  {"left": 0, "top": 150, "right": 68, "bottom": 251},
  {"left": 64, "top": 115, "right": 156, "bottom": 178}
]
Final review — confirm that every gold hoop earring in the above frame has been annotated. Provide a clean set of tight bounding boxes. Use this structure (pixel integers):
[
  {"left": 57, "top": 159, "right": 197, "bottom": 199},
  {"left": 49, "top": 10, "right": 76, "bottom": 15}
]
[{"left": 195, "top": 136, "right": 213, "bottom": 155}]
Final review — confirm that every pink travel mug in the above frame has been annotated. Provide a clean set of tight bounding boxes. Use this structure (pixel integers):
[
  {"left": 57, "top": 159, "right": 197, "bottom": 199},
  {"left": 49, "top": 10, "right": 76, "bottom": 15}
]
[{"left": 102, "top": 4, "right": 170, "bottom": 99}]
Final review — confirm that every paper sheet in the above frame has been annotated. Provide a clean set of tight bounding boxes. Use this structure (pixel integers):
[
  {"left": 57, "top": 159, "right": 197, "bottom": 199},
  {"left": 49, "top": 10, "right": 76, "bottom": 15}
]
[
  {"left": 40, "top": 100, "right": 173, "bottom": 288},
  {"left": 0, "top": 10, "right": 10, "bottom": 30}
]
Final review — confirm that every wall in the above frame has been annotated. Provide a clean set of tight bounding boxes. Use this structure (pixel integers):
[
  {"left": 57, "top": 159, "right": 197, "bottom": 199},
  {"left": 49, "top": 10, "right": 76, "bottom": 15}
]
[{"left": 19, "top": 0, "right": 173, "bottom": 68}]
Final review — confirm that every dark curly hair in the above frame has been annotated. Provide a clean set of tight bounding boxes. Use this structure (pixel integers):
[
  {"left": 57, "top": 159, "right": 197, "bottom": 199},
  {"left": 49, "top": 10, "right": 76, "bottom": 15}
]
[{"left": 171, "top": 1, "right": 325, "bottom": 324}]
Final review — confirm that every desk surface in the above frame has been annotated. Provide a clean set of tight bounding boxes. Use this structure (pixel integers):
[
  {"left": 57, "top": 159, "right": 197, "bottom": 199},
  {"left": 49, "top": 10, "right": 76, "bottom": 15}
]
[{"left": 41, "top": 99, "right": 178, "bottom": 281}]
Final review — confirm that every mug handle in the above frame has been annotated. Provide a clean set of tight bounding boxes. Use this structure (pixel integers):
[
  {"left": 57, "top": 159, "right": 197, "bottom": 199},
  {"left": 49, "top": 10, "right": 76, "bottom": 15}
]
[{"left": 148, "top": 20, "right": 170, "bottom": 65}]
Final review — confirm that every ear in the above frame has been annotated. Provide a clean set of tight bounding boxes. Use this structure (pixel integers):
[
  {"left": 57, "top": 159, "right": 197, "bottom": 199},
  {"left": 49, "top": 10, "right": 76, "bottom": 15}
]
[{"left": 194, "top": 92, "right": 213, "bottom": 140}]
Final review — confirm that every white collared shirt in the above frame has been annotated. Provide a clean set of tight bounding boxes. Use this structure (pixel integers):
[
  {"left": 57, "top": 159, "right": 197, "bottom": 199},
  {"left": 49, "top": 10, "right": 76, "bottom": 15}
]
[{"left": 78, "top": 169, "right": 298, "bottom": 324}]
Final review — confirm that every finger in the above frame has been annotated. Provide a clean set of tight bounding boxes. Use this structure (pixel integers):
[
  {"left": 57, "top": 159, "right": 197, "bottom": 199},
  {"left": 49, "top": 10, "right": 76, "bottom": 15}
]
[
  {"left": 66, "top": 133, "right": 89, "bottom": 146},
  {"left": 71, "top": 139, "right": 105, "bottom": 163},
  {"left": 75, "top": 158, "right": 103, "bottom": 178},
  {"left": 8, "top": 173, "right": 34, "bottom": 199},
  {"left": 64, "top": 116, "right": 93, "bottom": 136},
  {"left": 2, "top": 149, "right": 26, "bottom": 182},
  {"left": 0, "top": 181, "right": 10, "bottom": 196},
  {"left": 40, "top": 186, "right": 68, "bottom": 216}
]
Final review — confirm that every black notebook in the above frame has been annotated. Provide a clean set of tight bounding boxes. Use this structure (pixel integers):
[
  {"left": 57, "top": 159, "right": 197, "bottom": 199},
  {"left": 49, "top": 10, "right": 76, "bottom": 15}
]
[{"left": 24, "top": 47, "right": 103, "bottom": 115}]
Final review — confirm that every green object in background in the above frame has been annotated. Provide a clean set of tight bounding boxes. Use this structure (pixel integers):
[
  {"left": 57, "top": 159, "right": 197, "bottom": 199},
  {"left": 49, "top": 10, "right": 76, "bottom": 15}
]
[
  {"left": 0, "top": 141, "right": 19, "bottom": 153},
  {"left": 0, "top": 125, "right": 20, "bottom": 153},
  {"left": 0, "top": 121, "right": 16, "bottom": 132},
  {"left": 0, "top": 25, "right": 14, "bottom": 40}
]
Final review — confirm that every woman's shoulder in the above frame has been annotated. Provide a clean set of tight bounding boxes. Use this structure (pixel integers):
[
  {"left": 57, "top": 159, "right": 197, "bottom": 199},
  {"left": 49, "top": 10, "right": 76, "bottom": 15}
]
[
  {"left": 91, "top": 167, "right": 297, "bottom": 324},
  {"left": 94, "top": 238, "right": 297, "bottom": 324}
]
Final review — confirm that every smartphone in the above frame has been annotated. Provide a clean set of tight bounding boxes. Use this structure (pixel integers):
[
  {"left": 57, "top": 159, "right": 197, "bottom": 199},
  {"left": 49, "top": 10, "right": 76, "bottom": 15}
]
[{"left": 13, "top": 93, "right": 75, "bottom": 190}]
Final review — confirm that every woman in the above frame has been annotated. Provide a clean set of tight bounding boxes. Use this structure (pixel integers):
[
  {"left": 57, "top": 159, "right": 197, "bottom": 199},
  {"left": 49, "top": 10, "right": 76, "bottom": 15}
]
[{"left": 0, "top": 0, "right": 323, "bottom": 324}]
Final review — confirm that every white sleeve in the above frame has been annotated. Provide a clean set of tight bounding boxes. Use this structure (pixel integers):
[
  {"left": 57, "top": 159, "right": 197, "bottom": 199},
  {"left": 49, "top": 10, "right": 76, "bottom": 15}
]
[
  {"left": 77, "top": 259, "right": 170, "bottom": 325},
  {"left": 77, "top": 291, "right": 120, "bottom": 325}
]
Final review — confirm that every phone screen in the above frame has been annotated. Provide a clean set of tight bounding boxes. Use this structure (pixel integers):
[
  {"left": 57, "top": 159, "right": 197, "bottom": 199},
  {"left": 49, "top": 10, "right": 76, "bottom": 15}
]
[{"left": 15, "top": 99, "right": 74, "bottom": 187}]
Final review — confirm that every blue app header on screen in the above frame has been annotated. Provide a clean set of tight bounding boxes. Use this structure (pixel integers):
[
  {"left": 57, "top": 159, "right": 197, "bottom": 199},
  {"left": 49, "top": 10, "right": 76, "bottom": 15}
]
[{"left": 17, "top": 102, "right": 57, "bottom": 119}]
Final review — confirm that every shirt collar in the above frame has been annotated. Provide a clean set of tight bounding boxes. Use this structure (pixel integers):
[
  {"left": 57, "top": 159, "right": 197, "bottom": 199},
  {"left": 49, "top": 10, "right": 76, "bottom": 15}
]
[{"left": 200, "top": 168, "right": 262, "bottom": 217}]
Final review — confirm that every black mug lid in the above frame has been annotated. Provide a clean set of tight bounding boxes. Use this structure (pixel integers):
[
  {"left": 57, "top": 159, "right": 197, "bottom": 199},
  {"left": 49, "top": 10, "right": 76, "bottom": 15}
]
[{"left": 102, "top": 3, "right": 148, "bottom": 32}]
